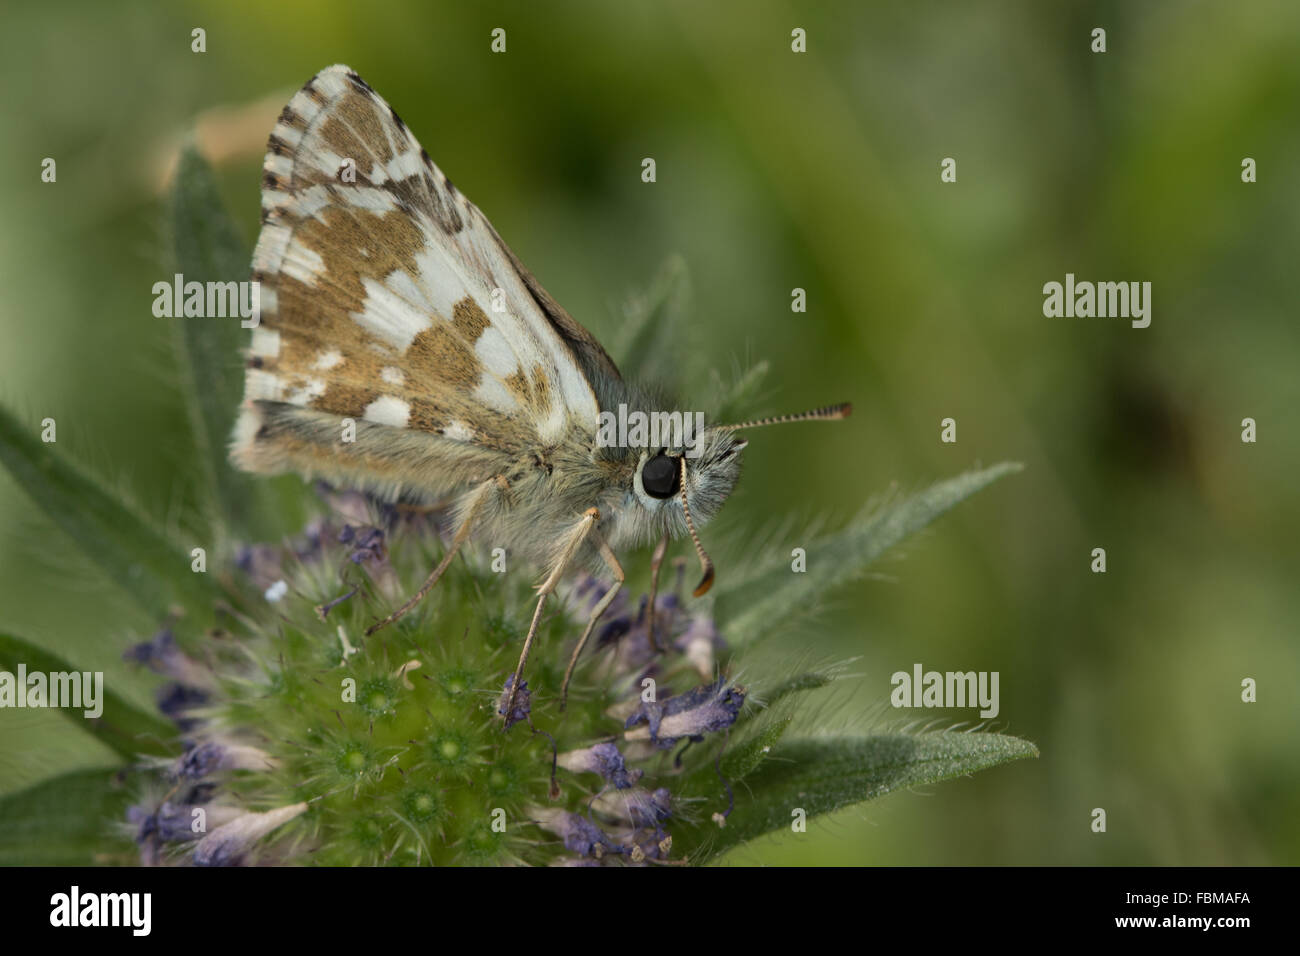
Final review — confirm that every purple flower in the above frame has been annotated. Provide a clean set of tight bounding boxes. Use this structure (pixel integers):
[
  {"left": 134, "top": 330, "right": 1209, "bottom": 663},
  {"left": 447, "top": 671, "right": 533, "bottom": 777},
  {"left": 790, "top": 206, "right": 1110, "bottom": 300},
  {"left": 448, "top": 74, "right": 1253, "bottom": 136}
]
[
  {"left": 594, "top": 786, "right": 673, "bottom": 831},
  {"left": 234, "top": 543, "right": 284, "bottom": 591},
  {"left": 571, "top": 574, "right": 631, "bottom": 619},
  {"left": 596, "top": 591, "right": 685, "bottom": 677},
  {"left": 192, "top": 803, "right": 308, "bottom": 867},
  {"left": 557, "top": 741, "right": 642, "bottom": 789},
  {"left": 292, "top": 518, "right": 329, "bottom": 563},
  {"left": 556, "top": 812, "right": 617, "bottom": 857},
  {"left": 497, "top": 676, "right": 531, "bottom": 730},
  {"left": 127, "top": 783, "right": 225, "bottom": 865},
  {"left": 532, "top": 808, "right": 628, "bottom": 860},
  {"left": 624, "top": 679, "right": 746, "bottom": 747},
  {"left": 123, "top": 629, "right": 210, "bottom": 688},
  {"left": 626, "top": 787, "right": 673, "bottom": 829},
  {"left": 129, "top": 800, "right": 198, "bottom": 843},
  {"left": 338, "top": 525, "right": 386, "bottom": 566},
  {"left": 174, "top": 740, "right": 277, "bottom": 779},
  {"left": 675, "top": 614, "right": 726, "bottom": 679},
  {"left": 155, "top": 683, "right": 209, "bottom": 731}
]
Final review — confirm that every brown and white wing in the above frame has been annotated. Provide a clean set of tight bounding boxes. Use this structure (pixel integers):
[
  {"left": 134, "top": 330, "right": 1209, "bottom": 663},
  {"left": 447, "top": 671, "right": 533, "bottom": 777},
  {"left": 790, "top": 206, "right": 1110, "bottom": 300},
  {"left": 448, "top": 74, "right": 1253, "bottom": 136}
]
[{"left": 232, "top": 64, "right": 616, "bottom": 494}]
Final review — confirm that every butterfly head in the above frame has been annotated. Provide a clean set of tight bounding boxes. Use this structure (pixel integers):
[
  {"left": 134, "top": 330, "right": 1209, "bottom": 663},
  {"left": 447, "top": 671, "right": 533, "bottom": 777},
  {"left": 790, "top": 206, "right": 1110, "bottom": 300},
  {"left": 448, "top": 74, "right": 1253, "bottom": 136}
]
[
  {"left": 628, "top": 402, "right": 851, "bottom": 597},
  {"left": 633, "top": 428, "right": 747, "bottom": 523}
]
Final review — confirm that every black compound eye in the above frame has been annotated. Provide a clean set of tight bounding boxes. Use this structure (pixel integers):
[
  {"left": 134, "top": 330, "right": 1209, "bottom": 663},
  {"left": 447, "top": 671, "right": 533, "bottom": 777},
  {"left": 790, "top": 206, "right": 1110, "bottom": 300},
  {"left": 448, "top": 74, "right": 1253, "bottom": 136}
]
[{"left": 641, "top": 454, "right": 680, "bottom": 499}]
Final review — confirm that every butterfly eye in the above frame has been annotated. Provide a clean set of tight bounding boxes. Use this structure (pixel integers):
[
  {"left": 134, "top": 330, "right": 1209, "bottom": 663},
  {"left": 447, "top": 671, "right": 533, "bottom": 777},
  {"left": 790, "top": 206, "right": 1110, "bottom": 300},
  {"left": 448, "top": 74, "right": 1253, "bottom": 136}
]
[{"left": 641, "top": 454, "right": 680, "bottom": 499}]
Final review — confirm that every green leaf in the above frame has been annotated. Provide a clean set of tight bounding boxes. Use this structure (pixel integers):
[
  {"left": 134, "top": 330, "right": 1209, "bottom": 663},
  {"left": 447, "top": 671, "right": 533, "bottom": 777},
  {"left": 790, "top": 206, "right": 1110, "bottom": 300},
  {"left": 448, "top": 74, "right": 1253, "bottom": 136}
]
[
  {"left": 686, "top": 731, "right": 1039, "bottom": 863},
  {"left": 0, "top": 632, "right": 176, "bottom": 759},
  {"left": 668, "top": 714, "right": 794, "bottom": 840},
  {"left": 0, "top": 402, "right": 220, "bottom": 617},
  {"left": 612, "top": 254, "right": 691, "bottom": 396},
  {"left": 170, "top": 145, "right": 255, "bottom": 543},
  {"left": 716, "top": 462, "right": 1023, "bottom": 647},
  {"left": 709, "top": 358, "right": 771, "bottom": 423},
  {"left": 739, "top": 671, "right": 835, "bottom": 722},
  {"left": 719, "top": 713, "right": 793, "bottom": 781},
  {"left": 0, "top": 767, "right": 137, "bottom": 865}
]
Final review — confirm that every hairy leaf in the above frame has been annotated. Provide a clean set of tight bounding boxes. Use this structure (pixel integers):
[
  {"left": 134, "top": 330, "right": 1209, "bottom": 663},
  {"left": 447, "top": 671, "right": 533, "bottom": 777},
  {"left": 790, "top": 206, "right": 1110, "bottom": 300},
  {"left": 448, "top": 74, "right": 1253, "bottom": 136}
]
[
  {"left": 709, "top": 358, "right": 772, "bottom": 423},
  {"left": 686, "top": 731, "right": 1039, "bottom": 863},
  {"left": 720, "top": 713, "right": 793, "bottom": 781},
  {"left": 0, "top": 768, "right": 137, "bottom": 866},
  {"left": 170, "top": 145, "right": 255, "bottom": 543},
  {"left": 612, "top": 254, "right": 691, "bottom": 396},
  {"left": 716, "top": 462, "right": 1023, "bottom": 647},
  {"left": 0, "top": 632, "right": 176, "bottom": 759},
  {"left": 0, "top": 403, "right": 220, "bottom": 616},
  {"left": 738, "top": 671, "right": 835, "bottom": 722}
]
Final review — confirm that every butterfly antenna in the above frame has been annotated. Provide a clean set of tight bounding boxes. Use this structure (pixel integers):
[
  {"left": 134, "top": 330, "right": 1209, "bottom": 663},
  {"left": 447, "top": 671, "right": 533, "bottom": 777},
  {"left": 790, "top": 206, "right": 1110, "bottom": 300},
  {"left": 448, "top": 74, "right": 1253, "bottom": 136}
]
[
  {"left": 679, "top": 457, "right": 715, "bottom": 597},
  {"left": 720, "top": 402, "right": 852, "bottom": 431}
]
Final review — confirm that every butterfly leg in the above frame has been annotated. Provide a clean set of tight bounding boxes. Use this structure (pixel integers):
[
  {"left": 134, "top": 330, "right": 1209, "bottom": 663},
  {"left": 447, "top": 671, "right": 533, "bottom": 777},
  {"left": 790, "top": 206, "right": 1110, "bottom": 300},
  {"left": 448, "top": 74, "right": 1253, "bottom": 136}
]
[
  {"left": 559, "top": 531, "right": 625, "bottom": 710},
  {"left": 365, "top": 476, "right": 504, "bottom": 637},
  {"left": 644, "top": 529, "right": 670, "bottom": 652},
  {"left": 502, "top": 507, "right": 603, "bottom": 724}
]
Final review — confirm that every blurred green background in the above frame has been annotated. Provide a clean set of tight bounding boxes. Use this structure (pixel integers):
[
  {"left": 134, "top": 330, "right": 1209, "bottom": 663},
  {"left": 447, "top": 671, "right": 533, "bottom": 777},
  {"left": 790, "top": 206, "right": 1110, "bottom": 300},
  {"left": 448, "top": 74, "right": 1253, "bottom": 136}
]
[{"left": 1, "top": 0, "right": 1297, "bottom": 865}]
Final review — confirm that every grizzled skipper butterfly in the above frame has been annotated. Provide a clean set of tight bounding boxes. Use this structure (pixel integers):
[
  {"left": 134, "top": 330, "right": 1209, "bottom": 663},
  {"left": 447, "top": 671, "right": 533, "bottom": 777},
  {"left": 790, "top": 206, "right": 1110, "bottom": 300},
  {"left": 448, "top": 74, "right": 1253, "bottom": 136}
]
[{"left": 232, "top": 65, "right": 849, "bottom": 724}]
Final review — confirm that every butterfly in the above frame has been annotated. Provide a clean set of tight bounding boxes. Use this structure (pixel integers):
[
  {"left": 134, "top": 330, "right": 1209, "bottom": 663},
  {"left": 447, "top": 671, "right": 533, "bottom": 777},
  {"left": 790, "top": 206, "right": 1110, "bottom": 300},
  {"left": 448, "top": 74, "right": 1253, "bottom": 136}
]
[{"left": 231, "top": 65, "right": 849, "bottom": 724}]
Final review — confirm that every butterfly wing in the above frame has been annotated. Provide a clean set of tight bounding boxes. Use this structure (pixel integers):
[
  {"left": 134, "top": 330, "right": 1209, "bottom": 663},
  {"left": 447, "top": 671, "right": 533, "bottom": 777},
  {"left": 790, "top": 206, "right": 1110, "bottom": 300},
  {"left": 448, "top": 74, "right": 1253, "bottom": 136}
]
[{"left": 232, "top": 64, "right": 619, "bottom": 498}]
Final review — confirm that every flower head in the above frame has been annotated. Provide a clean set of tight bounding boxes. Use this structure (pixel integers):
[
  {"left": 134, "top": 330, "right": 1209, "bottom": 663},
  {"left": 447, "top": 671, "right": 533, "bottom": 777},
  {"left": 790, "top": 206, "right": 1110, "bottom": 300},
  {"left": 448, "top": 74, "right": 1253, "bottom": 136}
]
[{"left": 114, "top": 493, "right": 748, "bottom": 866}]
